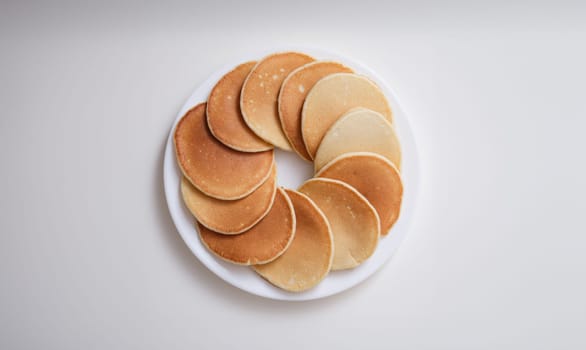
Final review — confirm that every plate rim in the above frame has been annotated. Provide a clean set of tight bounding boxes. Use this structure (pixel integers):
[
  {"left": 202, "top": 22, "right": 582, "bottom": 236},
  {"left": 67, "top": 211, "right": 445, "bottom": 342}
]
[{"left": 163, "top": 46, "right": 420, "bottom": 301}]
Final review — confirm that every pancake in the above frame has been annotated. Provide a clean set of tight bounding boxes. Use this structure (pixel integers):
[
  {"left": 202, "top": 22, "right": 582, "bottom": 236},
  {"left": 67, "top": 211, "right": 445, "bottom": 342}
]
[
  {"left": 174, "top": 103, "right": 274, "bottom": 200},
  {"left": 316, "top": 152, "right": 403, "bottom": 235},
  {"left": 198, "top": 188, "right": 295, "bottom": 265},
  {"left": 299, "top": 178, "right": 380, "bottom": 270},
  {"left": 313, "top": 108, "right": 402, "bottom": 173},
  {"left": 301, "top": 73, "right": 393, "bottom": 158},
  {"left": 207, "top": 61, "right": 273, "bottom": 152},
  {"left": 254, "top": 189, "right": 333, "bottom": 292},
  {"left": 181, "top": 165, "right": 277, "bottom": 234},
  {"left": 278, "top": 61, "right": 353, "bottom": 161},
  {"left": 241, "top": 52, "right": 314, "bottom": 150}
]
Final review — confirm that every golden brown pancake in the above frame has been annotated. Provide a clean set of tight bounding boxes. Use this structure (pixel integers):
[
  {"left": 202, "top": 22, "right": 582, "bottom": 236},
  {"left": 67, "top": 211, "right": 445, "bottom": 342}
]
[
  {"left": 207, "top": 61, "right": 273, "bottom": 152},
  {"left": 278, "top": 61, "right": 353, "bottom": 161},
  {"left": 181, "top": 165, "right": 277, "bottom": 234},
  {"left": 301, "top": 73, "right": 393, "bottom": 158},
  {"left": 313, "top": 108, "right": 402, "bottom": 173},
  {"left": 174, "top": 103, "right": 274, "bottom": 200},
  {"left": 316, "top": 152, "right": 403, "bottom": 235},
  {"left": 198, "top": 188, "right": 295, "bottom": 265},
  {"left": 241, "top": 52, "right": 314, "bottom": 150},
  {"left": 299, "top": 178, "right": 380, "bottom": 270},
  {"left": 254, "top": 190, "right": 333, "bottom": 292}
]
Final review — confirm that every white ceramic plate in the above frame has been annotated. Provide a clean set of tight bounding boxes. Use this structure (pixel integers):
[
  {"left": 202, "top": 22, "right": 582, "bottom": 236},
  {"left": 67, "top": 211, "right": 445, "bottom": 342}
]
[{"left": 163, "top": 47, "right": 420, "bottom": 301}]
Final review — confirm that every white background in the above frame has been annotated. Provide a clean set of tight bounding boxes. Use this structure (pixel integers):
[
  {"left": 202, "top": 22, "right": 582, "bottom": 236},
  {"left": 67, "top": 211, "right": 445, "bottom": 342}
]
[{"left": 1, "top": 0, "right": 585, "bottom": 348}]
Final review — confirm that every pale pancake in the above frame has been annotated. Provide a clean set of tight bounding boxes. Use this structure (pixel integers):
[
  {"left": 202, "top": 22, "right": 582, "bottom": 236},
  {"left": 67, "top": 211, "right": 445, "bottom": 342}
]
[
  {"left": 301, "top": 73, "right": 393, "bottom": 158},
  {"left": 313, "top": 108, "right": 401, "bottom": 173},
  {"left": 316, "top": 152, "right": 403, "bottom": 235},
  {"left": 299, "top": 178, "right": 379, "bottom": 270},
  {"left": 207, "top": 61, "right": 273, "bottom": 152},
  {"left": 241, "top": 52, "right": 314, "bottom": 150},
  {"left": 254, "top": 190, "right": 333, "bottom": 292},
  {"left": 181, "top": 165, "right": 277, "bottom": 234},
  {"left": 198, "top": 188, "right": 295, "bottom": 265},
  {"left": 278, "top": 61, "right": 353, "bottom": 161},
  {"left": 174, "top": 103, "right": 274, "bottom": 200}
]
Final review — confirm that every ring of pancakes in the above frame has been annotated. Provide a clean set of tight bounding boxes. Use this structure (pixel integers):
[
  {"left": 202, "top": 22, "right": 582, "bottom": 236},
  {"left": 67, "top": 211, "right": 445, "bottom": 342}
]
[{"left": 173, "top": 51, "right": 405, "bottom": 293}]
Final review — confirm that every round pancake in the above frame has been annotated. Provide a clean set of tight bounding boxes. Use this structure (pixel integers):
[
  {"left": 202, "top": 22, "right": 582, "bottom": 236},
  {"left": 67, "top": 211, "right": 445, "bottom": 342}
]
[
  {"left": 207, "top": 61, "right": 273, "bottom": 152},
  {"left": 181, "top": 165, "right": 277, "bottom": 234},
  {"left": 241, "top": 52, "right": 314, "bottom": 150},
  {"left": 198, "top": 188, "right": 295, "bottom": 265},
  {"left": 301, "top": 73, "right": 393, "bottom": 158},
  {"left": 316, "top": 152, "right": 403, "bottom": 235},
  {"left": 299, "top": 178, "right": 379, "bottom": 270},
  {"left": 254, "top": 189, "right": 333, "bottom": 292},
  {"left": 278, "top": 61, "right": 353, "bottom": 161},
  {"left": 174, "top": 103, "right": 274, "bottom": 200},
  {"left": 313, "top": 108, "right": 402, "bottom": 173}
]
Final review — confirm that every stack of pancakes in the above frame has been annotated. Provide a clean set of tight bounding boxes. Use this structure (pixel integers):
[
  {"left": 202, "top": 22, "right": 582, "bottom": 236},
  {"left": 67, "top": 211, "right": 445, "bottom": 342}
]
[{"left": 174, "top": 51, "right": 403, "bottom": 292}]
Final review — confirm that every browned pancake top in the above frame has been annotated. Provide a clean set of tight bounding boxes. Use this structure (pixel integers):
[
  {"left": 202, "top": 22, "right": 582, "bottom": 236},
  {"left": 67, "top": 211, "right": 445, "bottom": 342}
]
[
  {"left": 241, "top": 52, "right": 314, "bottom": 150},
  {"left": 181, "top": 165, "right": 277, "bottom": 234},
  {"left": 174, "top": 103, "right": 274, "bottom": 200},
  {"left": 317, "top": 152, "right": 403, "bottom": 235},
  {"left": 207, "top": 61, "right": 272, "bottom": 152},
  {"left": 198, "top": 188, "right": 295, "bottom": 265}
]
